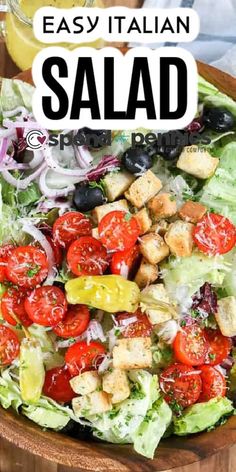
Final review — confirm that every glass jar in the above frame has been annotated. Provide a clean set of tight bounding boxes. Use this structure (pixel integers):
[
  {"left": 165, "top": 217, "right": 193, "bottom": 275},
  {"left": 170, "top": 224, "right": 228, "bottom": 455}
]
[{"left": 0, "top": 0, "right": 105, "bottom": 71}]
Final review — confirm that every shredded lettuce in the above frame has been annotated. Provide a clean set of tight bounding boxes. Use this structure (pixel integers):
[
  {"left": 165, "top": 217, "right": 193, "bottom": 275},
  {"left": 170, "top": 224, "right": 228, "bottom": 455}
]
[
  {"left": 174, "top": 397, "right": 234, "bottom": 436},
  {"left": 0, "top": 367, "right": 75, "bottom": 430}
]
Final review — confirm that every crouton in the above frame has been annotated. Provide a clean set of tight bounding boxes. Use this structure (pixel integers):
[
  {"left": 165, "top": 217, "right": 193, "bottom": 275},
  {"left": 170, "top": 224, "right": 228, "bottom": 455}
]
[
  {"left": 134, "top": 258, "right": 158, "bottom": 289},
  {"left": 92, "top": 227, "right": 99, "bottom": 239},
  {"left": 179, "top": 201, "right": 207, "bottom": 223},
  {"left": 215, "top": 297, "right": 236, "bottom": 337},
  {"left": 70, "top": 371, "right": 101, "bottom": 395},
  {"left": 103, "top": 171, "right": 135, "bottom": 202},
  {"left": 149, "top": 220, "right": 169, "bottom": 237},
  {"left": 148, "top": 193, "right": 177, "bottom": 221},
  {"left": 103, "top": 368, "right": 130, "bottom": 404},
  {"left": 124, "top": 170, "right": 162, "bottom": 209},
  {"left": 139, "top": 233, "right": 169, "bottom": 265},
  {"left": 134, "top": 208, "right": 152, "bottom": 234},
  {"left": 72, "top": 391, "right": 112, "bottom": 417},
  {"left": 177, "top": 146, "right": 219, "bottom": 179},
  {"left": 164, "top": 220, "right": 194, "bottom": 257},
  {"left": 141, "top": 284, "right": 175, "bottom": 325},
  {"left": 92, "top": 199, "right": 129, "bottom": 223},
  {"left": 113, "top": 337, "right": 152, "bottom": 370}
]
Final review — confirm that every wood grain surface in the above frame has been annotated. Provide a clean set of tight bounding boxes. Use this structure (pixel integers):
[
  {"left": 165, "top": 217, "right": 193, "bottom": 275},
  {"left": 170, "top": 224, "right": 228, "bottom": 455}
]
[{"left": 0, "top": 2, "right": 236, "bottom": 472}]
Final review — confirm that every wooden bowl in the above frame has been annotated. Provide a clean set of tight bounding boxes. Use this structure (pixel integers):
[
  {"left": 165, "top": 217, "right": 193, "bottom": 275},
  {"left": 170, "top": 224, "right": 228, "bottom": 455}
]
[{"left": 1, "top": 58, "right": 236, "bottom": 471}]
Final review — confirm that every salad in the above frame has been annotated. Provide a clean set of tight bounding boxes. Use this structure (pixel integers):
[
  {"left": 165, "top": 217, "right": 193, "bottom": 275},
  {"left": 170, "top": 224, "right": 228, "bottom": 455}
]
[{"left": 0, "top": 76, "right": 235, "bottom": 460}]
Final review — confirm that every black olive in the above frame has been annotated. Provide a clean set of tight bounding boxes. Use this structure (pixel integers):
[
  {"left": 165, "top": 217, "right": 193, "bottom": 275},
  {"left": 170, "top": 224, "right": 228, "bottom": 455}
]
[
  {"left": 76, "top": 128, "right": 110, "bottom": 148},
  {"left": 146, "top": 131, "right": 183, "bottom": 161},
  {"left": 202, "top": 107, "right": 235, "bottom": 132},
  {"left": 73, "top": 185, "right": 105, "bottom": 212},
  {"left": 60, "top": 420, "right": 93, "bottom": 441},
  {"left": 157, "top": 144, "right": 183, "bottom": 161},
  {"left": 122, "top": 147, "right": 152, "bottom": 174}
]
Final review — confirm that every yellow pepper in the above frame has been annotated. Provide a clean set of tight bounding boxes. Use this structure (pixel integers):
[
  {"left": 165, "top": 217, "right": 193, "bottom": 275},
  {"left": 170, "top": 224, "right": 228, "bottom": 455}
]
[{"left": 65, "top": 275, "right": 140, "bottom": 313}]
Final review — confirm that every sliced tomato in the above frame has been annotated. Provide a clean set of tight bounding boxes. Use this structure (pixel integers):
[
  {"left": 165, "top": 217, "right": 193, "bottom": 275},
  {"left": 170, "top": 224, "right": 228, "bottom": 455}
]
[
  {"left": 1, "top": 287, "right": 32, "bottom": 327},
  {"left": 116, "top": 309, "right": 152, "bottom": 338},
  {"left": 173, "top": 324, "right": 209, "bottom": 366},
  {"left": 0, "top": 325, "right": 20, "bottom": 365},
  {"left": 24, "top": 286, "right": 67, "bottom": 327},
  {"left": 45, "top": 236, "right": 63, "bottom": 266},
  {"left": 111, "top": 245, "right": 140, "bottom": 278},
  {"left": 193, "top": 213, "right": 236, "bottom": 255},
  {"left": 43, "top": 366, "right": 76, "bottom": 403},
  {"left": 160, "top": 363, "right": 202, "bottom": 408},
  {"left": 53, "top": 212, "right": 92, "bottom": 248},
  {"left": 98, "top": 211, "right": 140, "bottom": 252},
  {"left": 205, "top": 329, "right": 232, "bottom": 366},
  {"left": 6, "top": 246, "right": 48, "bottom": 288},
  {"left": 67, "top": 236, "right": 108, "bottom": 277},
  {"left": 0, "top": 259, "right": 7, "bottom": 283},
  {"left": 65, "top": 340, "right": 106, "bottom": 376},
  {"left": 198, "top": 365, "right": 226, "bottom": 402},
  {"left": 53, "top": 305, "right": 90, "bottom": 339}
]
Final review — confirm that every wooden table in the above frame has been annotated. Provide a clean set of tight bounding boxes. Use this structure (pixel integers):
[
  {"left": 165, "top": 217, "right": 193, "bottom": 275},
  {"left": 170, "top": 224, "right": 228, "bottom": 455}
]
[{"left": 0, "top": 3, "right": 236, "bottom": 471}]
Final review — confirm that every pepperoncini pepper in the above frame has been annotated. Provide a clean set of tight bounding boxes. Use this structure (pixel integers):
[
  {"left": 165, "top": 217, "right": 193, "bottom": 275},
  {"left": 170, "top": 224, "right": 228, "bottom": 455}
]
[{"left": 65, "top": 275, "right": 140, "bottom": 313}]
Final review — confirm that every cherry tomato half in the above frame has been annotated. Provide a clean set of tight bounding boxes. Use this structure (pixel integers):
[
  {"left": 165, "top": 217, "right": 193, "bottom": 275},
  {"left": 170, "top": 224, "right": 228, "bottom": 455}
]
[
  {"left": 6, "top": 246, "right": 48, "bottom": 288},
  {"left": 0, "top": 325, "right": 20, "bottom": 365},
  {"left": 116, "top": 309, "right": 152, "bottom": 338},
  {"left": 198, "top": 365, "right": 226, "bottom": 402},
  {"left": 65, "top": 340, "right": 106, "bottom": 376},
  {"left": 45, "top": 236, "right": 63, "bottom": 267},
  {"left": 160, "top": 363, "right": 202, "bottom": 408},
  {"left": 43, "top": 366, "right": 76, "bottom": 403},
  {"left": 173, "top": 324, "right": 209, "bottom": 366},
  {"left": 205, "top": 329, "right": 232, "bottom": 366},
  {"left": 67, "top": 236, "right": 108, "bottom": 277},
  {"left": 111, "top": 245, "right": 140, "bottom": 278},
  {"left": 98, "top": 211, "right": 140, "bottom": 252},
  {"left": 53, "top": 212, "right": 92, "bottom": 248},
  {"left": 54, "top": 305, "right": 90, "bottom": 339},
  {"left": 1, "top": 287, "right": 32, "bottom": 327},
  {"left": 24, "top": 286, "right": 67, "bottom": 327},
  {"left": 193, "top": 213, "right": 236, "bottom": 255}
]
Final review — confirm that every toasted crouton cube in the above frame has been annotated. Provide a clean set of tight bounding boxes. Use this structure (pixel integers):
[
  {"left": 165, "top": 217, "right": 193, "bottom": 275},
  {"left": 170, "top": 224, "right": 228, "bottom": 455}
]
[
  {"left": 177, "top": 146, "right": 219, "bottom": 179},
  {"left": 92, "top": 199, "right": 129, "bottom": 223},
  {"left": 215, "top": 297, "right": 236, "bottom": 337},
  {"left": 103, "top": 368, "right": 130, "bottom": 404},
  {"left": 164, "top": 220, "right": 194, "bottom": 257},
  {"left": 103, "top": 171, "right": 135, "bottom": 202},
  {"left": 149, "top": 221, "right": 169, "bottom": 237},
  {"left": 70, "top": 371, "right": 101, "bottom": 395},
  {"left": 125, "top": 170, "right": 162, "bottom": 209},
  {"left": 113, "top": 338, "right": 152, "bottom": 370},
  {"left": 72, "top": 391, "right": 112, "bottom": 417},
  {"left": 148, "top": 193, "right": 177, "bottom": 221},
  {"left": 141, "top": 284, "right": 175, "bottom": 325},
  {"left": 179, "top": 201, "right": 207, "bottom": 223},
  {"left": 134, "top": 258, "right": 158, "bottom": 288},
  {"left": 134, "top": 208, "right": 152, "bottom": 234},
  {"left": 139, "top": 233, "right": 169, "bottom": 265},
  {"left": 92, "top": 227, "right": 99, "bottom": 239}
]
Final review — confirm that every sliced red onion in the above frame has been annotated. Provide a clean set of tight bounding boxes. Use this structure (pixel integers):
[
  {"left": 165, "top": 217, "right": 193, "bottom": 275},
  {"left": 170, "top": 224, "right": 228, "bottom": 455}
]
[
  {"left": 221, "top": 356, "right": 234, "bottom": 370},
  {"left": 0, "top": 162, "right": 30, "bottom": 171},
  {"left": 0, "top": 128, "right": 16, "bottom": 139},
  {"left": 98, "top": 354, "right": 112, "bottom": 374},
  {"left": 87, "top": 155, "right": 120, "bottom": 181},
  {"left": 28, "top": 150, "right": 44, "bottom": 169},
  {"left": 2, "top": 162, "right": 47, "bottom": 189},
  {"left": 86, "top": 320, "right": 106, "bottom": 344},
  {"left": 3, "top": 106, "right": 29, "bottom": 118},
  {"left": 36, "top": 197, "right": 71, "bottom": 214},
  {"left": 20, "top": 221, "right": 56, "bottom": 285},
  {"left": 3, "top": 119, "right": 44, "bottom": 129},
  {"left": 0, "top": 138, "right": 8, "bottom": 163},
  {"left": 73, "top": 143, "right": 93, "bottom": 169},
  {"left": 43, "top": 147, "right": 90, "bottom": 177},
  {"left": 39, "top": 168, "right": 76, "bottom": 198}
]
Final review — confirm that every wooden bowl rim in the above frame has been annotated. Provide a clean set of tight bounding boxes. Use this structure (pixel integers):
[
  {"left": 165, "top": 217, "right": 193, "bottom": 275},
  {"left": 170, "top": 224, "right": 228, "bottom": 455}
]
[{"left": 1, "top": 55, "right": 236, "bottom": 471}]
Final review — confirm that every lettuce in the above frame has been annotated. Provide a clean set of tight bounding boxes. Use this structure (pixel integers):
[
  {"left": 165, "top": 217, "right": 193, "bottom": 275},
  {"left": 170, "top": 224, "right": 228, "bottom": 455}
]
[
  {"left": 162, "top": 251, "right": 230, "bottom": 298},
  {"left": 174, "top": 397, "right": 234, "bottom": 436},
  {"left": 0, "top": 367, "right": 75, "bottom": 430},
  {"left": 0, "top": 79, "right": 34, "bottom": 113},
  {"left": 200, "top": 142, "right": 236, "bottom": 224},
  {"left": 198, "top": 76, "right": 236, "bottom": 118}
]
